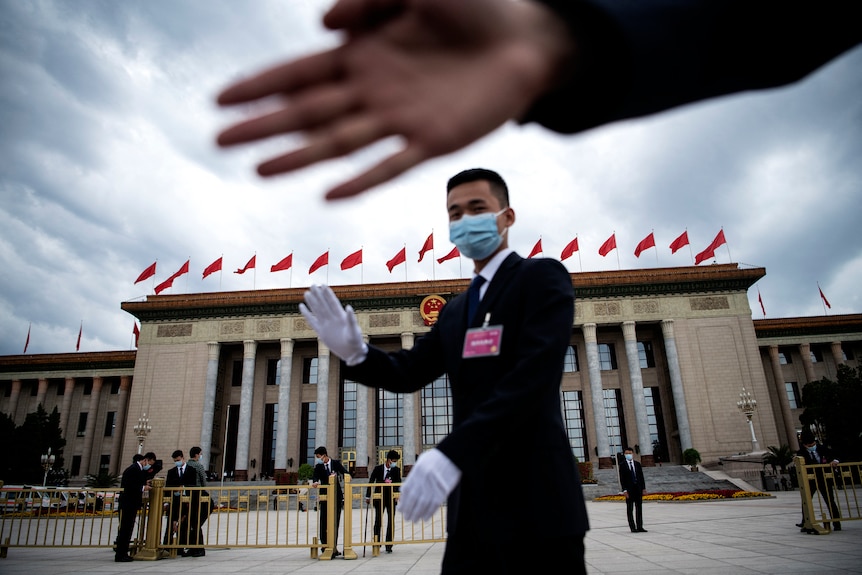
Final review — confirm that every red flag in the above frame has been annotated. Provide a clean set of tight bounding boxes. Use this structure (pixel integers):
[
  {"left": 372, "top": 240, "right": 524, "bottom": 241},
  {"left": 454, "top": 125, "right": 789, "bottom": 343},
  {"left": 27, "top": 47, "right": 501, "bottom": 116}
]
[
  {"left": 155, "top": 260, "right": 189, "bottom": 294},
  {"left": 135, "top": 261, "right": 157, "bottom": 284},
  {"left": 154, "top": 276, "right": 175, "bottom": 294},
  {"left": 24, "top": 323, "right": 31, "bottom": 354},
  {"left": 695, "top": 230, "right": 727, "bottom": 265},
  {"left": 634, "top": 232, "right": 656, "bottom": 258},
  {"left": 598, "top": 233, "right": 616, "bottom": 257},
  {"left": 271, "top": 254, "right": 293, "bottom": 273},
  {"left": 819, "top": 286, "right": 831, "bottom": 309},
  {"left": 174, "top": 259, "right": 190, "bottom": 279},
  {"left": 527, "top": 238, "right": 543, "bottom": 258},
  {"left": 235, "top": 255, "right": 256, "bottom": 274},
  {"left": 133, "top": 322, "right": 140, "bottom": 347},
  {"left": 418, "top": 233, "right": 434, "bottom": 262},
  {"left": 341, "top": 249, "right": 363, "bottom": 270},
  {"left": 560, "top": 237, "right": 579, "bottom": 261},
  {"left": 437, "top": 246, "right": 460, "bottom": 264},
  {"left": 711, "top": 229, "right": 727, "bottom": 251},
  {"left": 757, "top": 289, "right": 766, "bottom": 317},
  {"left": 203, "top": 257, "right": 223, "bottom": 279},
  {"left": 694, "top": 245, "right": 715, "bottom": 265},
  {"left": 669, "top": 231, "right": 690, "bottom": 254},
  {"left": 309, "top": 251, "right": 329, "bottom": 274},
  {"left": 76, "top": 322, "right": 82, "bottom": 352},
  {"left": 386, "top": 247, "right": 407, "bottom": 272}
]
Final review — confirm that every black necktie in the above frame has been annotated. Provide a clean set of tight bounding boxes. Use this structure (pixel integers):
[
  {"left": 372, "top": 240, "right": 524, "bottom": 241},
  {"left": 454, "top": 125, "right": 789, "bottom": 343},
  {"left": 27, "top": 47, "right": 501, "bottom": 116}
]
[
  {"left": 178, "top": 466, "right": 183, "bottom": 478},
  {"left": 630, "top": 463, "right": 637, "bottom": 482},
  {"left": 467, "top": 275, "right": 486, "bottom": 323}
]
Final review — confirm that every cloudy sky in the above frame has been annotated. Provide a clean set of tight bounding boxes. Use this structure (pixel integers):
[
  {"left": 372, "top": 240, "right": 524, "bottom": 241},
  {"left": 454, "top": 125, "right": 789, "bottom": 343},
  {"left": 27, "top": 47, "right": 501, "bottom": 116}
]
[{"left": 2, "top": 1, "right": 860, "bottom": 356}]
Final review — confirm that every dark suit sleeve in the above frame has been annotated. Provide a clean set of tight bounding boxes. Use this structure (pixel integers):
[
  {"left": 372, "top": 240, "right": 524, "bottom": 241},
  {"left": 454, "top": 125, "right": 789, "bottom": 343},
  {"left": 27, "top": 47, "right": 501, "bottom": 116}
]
[{"left": 523, "top": 0, "right": 862, "bottom": 134}]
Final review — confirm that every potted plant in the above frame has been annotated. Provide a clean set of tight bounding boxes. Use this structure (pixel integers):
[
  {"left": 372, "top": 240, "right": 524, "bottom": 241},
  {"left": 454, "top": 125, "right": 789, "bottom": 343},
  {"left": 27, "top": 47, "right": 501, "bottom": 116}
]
[{"left": 683, "top": 448, "right": 701, "bottom": 471}]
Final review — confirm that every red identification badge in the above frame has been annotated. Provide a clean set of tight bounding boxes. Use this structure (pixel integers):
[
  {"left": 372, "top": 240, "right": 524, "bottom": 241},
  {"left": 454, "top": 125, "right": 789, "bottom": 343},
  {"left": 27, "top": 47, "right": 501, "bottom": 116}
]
[{"left": 462, "top": 321, "right": 503, "bottom": 358}]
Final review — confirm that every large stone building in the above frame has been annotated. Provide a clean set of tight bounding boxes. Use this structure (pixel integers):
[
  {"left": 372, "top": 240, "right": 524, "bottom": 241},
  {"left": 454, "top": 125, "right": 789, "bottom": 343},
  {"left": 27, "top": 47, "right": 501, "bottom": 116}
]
[{"left": 2, "top": 264, "right": 860, "bottom": 481}]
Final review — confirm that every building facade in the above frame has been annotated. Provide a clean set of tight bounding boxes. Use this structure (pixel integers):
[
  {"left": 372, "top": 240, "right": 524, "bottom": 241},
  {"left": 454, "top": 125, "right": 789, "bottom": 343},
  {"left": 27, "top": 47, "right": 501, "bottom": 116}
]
[{"left": 2, "top": 264, "right": 860, "bottom": 482}]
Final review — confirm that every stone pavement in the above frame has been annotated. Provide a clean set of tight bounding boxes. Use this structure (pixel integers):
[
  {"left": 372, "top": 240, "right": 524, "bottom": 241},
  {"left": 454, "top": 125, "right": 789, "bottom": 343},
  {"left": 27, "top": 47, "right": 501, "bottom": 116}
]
[{"left": 1, "top": 492, "right": 859, "bottom": 574}]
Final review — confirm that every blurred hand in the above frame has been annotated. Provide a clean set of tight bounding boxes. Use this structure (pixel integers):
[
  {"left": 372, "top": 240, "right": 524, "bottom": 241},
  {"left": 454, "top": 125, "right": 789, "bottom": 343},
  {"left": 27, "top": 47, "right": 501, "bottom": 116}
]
[{"left": 216, "top": 0, "right": 575, "bottom": 200}]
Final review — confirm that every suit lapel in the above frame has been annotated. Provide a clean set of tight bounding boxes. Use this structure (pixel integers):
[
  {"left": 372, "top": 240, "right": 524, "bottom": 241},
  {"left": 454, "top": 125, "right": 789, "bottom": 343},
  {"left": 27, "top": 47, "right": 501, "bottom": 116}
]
[{"left": 470, "top": 252, "right": 522, "bottom": 326}]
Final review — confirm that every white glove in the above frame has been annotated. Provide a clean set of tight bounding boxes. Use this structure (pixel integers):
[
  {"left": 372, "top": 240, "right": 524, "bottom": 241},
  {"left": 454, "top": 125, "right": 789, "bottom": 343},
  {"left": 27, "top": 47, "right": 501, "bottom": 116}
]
[
  {"left": 398, "top": 448, "right": 461, "bottom": 522},
  {"left": 299, "top": 284, "right": 367, "bottom": 366}
]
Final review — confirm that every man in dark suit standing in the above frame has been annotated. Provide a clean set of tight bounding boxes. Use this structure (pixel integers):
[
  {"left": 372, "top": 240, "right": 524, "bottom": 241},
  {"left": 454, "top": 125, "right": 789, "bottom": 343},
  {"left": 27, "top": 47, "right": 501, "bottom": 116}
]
[
  {"left": 300, "top": 168, "right": 588, "bottom": 574},
  {"left": 619, "top": 447, "right": 647, "bottom": 533},
  {"left": 365, "top": 450, "right": 402, "bottom": 553},
  {"left": 797, "top": 428, "right": 841, "bottom": 531},
  {"left": 164, "top": 450, "right": 203, "bottom": 556},
  {"left": 115, "top": 453, "right": 153, "bottom": 562},
  {"left": 312, "top": 446, "right": 348, "bottom": 557}
]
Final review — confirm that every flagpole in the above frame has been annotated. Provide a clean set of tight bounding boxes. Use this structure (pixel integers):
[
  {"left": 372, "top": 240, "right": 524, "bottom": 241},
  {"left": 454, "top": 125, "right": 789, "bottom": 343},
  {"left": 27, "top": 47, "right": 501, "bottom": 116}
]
[
  {"left": 290, "top": 254, "right": 293, "bottom": 288},
  {"left": 817, "top": 282, "right": 829, "bottom": 315},
  {"left": 614, "top": 231, "right": 621, "bottom": 270},
  {"left": 722, "top": 227, "right": 732, "bottom": 262},
  {"left": 431, "top": 229, "right": 436, "bottom": 281},
  {"left": 403, "top": 244, "right": 408, "bottom": 282},
  {"left": 253, "top": 252, "right": 257, "bottom": 290},
  {"left": 326, "top": 249, "right": 330, "bottom": 285},
  {"left": 577, "top": 235, "right": 582, "bottom": 272},
  {"left": 687, "top": 229, "right": 694, "bottom": 265},
  {"left": 361, "top": 245, "right": 364, "bottom": 284},
  {"left": 653, "top": 229, "right": 659, "bottom": 267},
  {"left": 219, "top": 254, "right": 223, "bottom": 291}
]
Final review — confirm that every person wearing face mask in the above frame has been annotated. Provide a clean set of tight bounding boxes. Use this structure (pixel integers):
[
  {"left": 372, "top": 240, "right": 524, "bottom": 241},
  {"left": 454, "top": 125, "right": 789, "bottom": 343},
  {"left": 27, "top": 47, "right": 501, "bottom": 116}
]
[
  {"left": 796, "top": 428, "right": 841, "bottom": 532},
  {"left": 165, "top": 450, "right": 203, "bottom": 556},
  {"left": 115, "top": 453, "right": 154, "bottom": 562},
  {"left": 299, "top": 168, "right": 588, "bottom": 574},
  {"left": 618, "top": 447, "right": 647, "bottom": 533},
  {"left": 366, "top": 450, "right": 402, "bottom": 553}
]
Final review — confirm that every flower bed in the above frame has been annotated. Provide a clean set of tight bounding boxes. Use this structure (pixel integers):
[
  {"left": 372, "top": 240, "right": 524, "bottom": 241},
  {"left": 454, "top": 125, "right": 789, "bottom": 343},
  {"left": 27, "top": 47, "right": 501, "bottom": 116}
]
[{"left": 594, "top": 489, "right": 771, "bottom": 502}]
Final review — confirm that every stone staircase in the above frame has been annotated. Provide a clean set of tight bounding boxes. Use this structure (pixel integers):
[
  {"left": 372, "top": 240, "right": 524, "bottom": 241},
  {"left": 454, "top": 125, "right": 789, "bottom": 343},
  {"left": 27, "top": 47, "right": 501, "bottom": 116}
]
[{"left": 581, "top": 464, "right": 752, "bottom": 500}]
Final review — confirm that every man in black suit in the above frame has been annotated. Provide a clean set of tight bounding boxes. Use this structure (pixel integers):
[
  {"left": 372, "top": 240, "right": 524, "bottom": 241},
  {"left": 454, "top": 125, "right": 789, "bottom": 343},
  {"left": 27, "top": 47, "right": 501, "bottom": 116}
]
[
  {"left": 312, "top": 446, "right": 349, "bottom": 557},
  {"left": 619, "top": 447, "right": 647, "bottom": 533},
  {"left": 796, "top": 428, "right": 841, "bottom": 532},
  {"left": 365, "top": 450, "right": 402, "bottom": 553},
  {"left": 164, "top": 449, "right": 204, "bottom": 556},
  {"left": 300, "top": 168, "right": 588, "bottom": 574},
  {"left": 115, "top": 452, "right": 154, "bottom": 562}
]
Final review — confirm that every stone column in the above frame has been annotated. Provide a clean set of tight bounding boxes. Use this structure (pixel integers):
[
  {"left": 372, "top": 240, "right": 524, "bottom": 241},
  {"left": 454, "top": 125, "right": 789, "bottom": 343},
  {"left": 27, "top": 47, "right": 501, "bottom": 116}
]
[
  {"left": 315, "top": 342, "right": 331, "bottom": 450},
  {"left": 36, "top": 378, "right": 49, "bottom": 409},
  {"left": 583, "top": 323, "right": 612, "bottom": 469},
  {"left": 830, "top": 341, "right": 845, "bottom": 367},
  {"left": 234, "top": 340, "right": 257, "bottom": 481},
  {"left": 799, "top": 343, "right": 816, "bottom": 383},
  {"left": 768, "top": 345, "right": 797, "bottom": 447},
  {"left": 110, "top": 376, "right": 132, "bottom": 474},
  {"left": 59, "top": 377, "right": 75, "bottom": 438},
  {"left": 79, "top": 376, "right": 103, "bottom": 477},
  {"left": 661, "top": 320, "right": 692, "bottom": 452},
  {"left": 622, "top": 321, "right": 654, "bottom": 466},
  {"left": 7, "top": 379, "right": 22, "bottom": 421},
  {"left": 401, "top": 332, "right": 417, "bottom": 468},
  {"left": 355, "top": 337, "right": 370, "bottom": 478},
  {"left": 274, "top": 338, "right": 294, "bottom": 473},
  {"left": 199, "top": 342, "right": 221, "bottom": 470}
]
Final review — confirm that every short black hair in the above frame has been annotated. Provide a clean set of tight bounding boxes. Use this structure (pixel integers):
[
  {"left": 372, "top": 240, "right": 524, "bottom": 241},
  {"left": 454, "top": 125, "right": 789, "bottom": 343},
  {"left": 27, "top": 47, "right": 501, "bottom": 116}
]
[
  {"left": 172, "top": 449, "right": 184, "bottom": 459},
  {"left": 190, "top": 446, "right": 202, "bottom": 458},
  {"left": 446, "top": 168, "right": 509, "bottom": 207},
  {"left": 314, "top": 446, "right": 328, "bottom": 456},
  {"left": 386, "top": 450, "right": 400, "bottom": 461},
  {"left": 144, "top": 451, "right": 157, "bottom": 460},
  {"left": 623, "top": 447, "right": 635, "bottom": 453},
  {"left": 133, "top": 453, "right": 145, "bottom": 463}
]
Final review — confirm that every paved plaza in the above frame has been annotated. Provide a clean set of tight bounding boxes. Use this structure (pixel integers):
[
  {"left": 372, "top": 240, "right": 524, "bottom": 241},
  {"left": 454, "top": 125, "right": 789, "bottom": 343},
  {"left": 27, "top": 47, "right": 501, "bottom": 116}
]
[{"left": 1, "top": 492, "right": 859, "bottom": 574}]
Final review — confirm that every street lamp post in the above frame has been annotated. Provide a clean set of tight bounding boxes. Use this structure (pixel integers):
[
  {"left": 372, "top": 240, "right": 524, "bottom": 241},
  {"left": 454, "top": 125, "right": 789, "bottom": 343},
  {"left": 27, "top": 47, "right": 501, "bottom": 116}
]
[
  {"left": 133, "top": 413, "right": 152, "bottom": 454},
  {"left": 41, "top": 447, "right": 56, "bottom": 486},
  {"left": 736, "top": 387, "right": 760, "bottom": 452}
]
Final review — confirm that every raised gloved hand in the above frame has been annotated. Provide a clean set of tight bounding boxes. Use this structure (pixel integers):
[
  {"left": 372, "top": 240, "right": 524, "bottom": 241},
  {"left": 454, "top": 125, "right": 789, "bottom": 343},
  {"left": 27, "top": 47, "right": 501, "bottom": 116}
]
[
  {"left": 299, "top": 284, "right": 367, "bottom": 365},
  {"left": 398, "top": 448, "right": 461, "bottom": 522}
]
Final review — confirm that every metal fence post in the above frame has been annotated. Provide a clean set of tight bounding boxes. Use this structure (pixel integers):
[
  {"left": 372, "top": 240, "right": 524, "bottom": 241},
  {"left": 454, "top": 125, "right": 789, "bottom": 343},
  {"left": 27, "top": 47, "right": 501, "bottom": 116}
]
[
  {"left": 136, "top": 477, "right": 164, "bottom": 560},
  {"left": 342, "top": 474, "right": 356, "bottom": 559}
]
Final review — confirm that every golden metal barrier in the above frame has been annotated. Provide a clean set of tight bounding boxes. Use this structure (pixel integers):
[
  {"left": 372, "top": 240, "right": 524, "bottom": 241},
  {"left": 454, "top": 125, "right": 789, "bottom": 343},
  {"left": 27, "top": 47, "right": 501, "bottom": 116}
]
[
  {"left": 1, "top": 478, "right": 448, "bottom": 559},
  {"left": 794, "top": 456, "right": 862, "bottom": 534}
]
